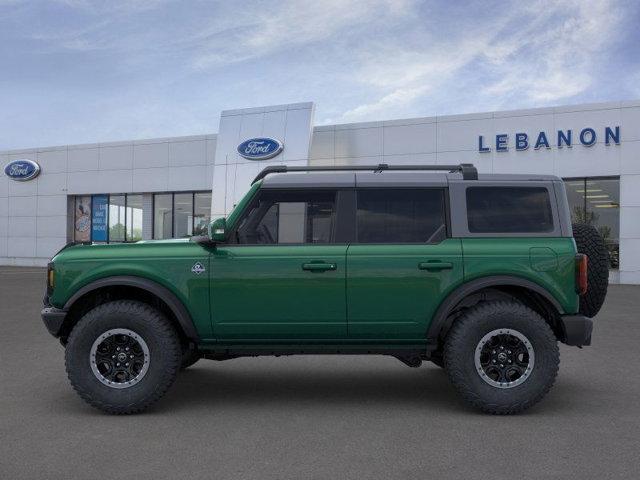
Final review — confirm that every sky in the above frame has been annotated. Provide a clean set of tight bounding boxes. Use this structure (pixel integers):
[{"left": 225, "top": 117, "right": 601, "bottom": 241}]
[{"left": 1, "top": 0, "right": 639, "bottom": 150}]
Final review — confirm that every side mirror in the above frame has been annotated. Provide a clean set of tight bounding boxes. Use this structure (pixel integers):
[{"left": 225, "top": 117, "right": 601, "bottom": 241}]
[{"left": 209, "top": 217, "right": 227, "bottom": 243}]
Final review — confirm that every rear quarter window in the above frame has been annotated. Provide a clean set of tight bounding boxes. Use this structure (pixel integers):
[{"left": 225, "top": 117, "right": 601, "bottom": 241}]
[{"left": 466, "top": 186, "right": 554, "bottom": 233}]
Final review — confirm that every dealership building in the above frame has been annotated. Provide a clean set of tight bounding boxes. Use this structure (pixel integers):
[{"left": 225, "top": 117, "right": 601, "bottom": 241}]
[{"left": 1, "top": 100, "right": 639, "bottom": 283}]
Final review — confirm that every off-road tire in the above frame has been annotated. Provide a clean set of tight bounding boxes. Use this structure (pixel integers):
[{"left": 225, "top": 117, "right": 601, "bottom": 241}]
[
  {"left": 572, "top": 223, "right": 609, "bottom": 318},
  {"left": 444, "top": 301, "right": 559, "bottom": 414},
  {"left": 65, "top": 300, "right": 181, "bottom": 414},
  {"left": 181, "top": 347, "right": 201, "bottom": 370},
  {"left": 430, "top": 352, "right": 444, "bottom": 368}
]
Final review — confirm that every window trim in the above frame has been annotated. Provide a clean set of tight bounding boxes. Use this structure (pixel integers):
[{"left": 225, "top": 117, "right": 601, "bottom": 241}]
[
  {"left": 448, "top": 182, "right": 563, "bottom": 238},
  {"left": 352, "top": 187, "right": 450, "bottom": 245}
]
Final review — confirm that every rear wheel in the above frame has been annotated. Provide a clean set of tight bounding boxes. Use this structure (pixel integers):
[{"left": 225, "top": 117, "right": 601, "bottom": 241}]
[
  {"left": 65, "top": 300, "right": 181, "bottom": 414},
  {"left": 444, "top": 301, "right": 559, "bottom": 414},
  {"left": 430, "top": 352, "right": 444, "bottom": 368}
]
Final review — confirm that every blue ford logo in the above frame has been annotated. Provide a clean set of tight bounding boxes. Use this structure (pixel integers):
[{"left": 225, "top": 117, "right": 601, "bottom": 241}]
[
  {"left": 237, "top": 137, "right": 283, "bottom": 160},
  {"left": 4, "top": 159, "right": 41, "bottom": 181}
]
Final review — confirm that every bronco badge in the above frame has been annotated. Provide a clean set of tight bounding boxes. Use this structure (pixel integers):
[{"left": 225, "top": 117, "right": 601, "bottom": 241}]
[{"left": 191, "top": 262, "right": 206, "bottom": 275}]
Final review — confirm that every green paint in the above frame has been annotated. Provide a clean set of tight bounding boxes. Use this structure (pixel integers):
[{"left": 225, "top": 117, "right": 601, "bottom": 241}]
[{"left": 48, "top": 185, "right": 580, "bottom": 348}]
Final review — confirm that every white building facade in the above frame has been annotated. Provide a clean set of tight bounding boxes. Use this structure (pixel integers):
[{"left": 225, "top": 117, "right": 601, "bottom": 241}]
[{"left": 1, "top": 100, "right": 639, "bottom": 283}]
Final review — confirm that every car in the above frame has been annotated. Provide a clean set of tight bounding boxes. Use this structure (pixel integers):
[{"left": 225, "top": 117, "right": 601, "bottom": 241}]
[{"left": 41, "top": 163, "right": 609, "bottom": 414}]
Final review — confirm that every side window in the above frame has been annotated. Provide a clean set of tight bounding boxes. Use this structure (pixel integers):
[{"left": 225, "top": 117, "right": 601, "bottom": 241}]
[
  {"left": 235, "top": 190, "right": 336, "bottom": 244},
  {"left": 356, "top": 189, "right": 447, "bottom": 243},
  {"left": 466, "top": 187, "right": 554, "bottom": 233}
]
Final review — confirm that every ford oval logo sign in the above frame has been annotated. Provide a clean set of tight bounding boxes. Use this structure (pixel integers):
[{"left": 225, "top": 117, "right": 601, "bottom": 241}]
[
  {"left": 4, "top": 159, "right": 41, "bottom": 182},
  {"left": 237, "top": 138, "right": 283, "bottom": 160}
]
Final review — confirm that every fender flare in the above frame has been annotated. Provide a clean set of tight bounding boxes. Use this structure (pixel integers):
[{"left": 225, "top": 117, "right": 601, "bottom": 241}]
[
  {"left": 426, "top": 275, "right": 565, "bottom": 342},
  {"left": 63, "top": 275, "right": 199, "bottom": 341}
]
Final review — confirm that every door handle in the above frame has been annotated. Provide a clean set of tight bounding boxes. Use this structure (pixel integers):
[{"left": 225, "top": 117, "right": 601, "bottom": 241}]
[
  {"left": 418, "top": 261, "right": 453, "bottom": 271},
  {"left": 302, "top": 262, "right": 337, "bottom": 272}
]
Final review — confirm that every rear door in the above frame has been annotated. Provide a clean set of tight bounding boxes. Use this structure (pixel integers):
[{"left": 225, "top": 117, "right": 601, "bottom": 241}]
[{"left": 346, "top": 187, "right": 463, "bottom": 340}]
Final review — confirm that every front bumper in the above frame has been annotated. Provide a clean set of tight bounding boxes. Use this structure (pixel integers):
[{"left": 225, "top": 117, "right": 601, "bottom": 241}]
[
  {"left": 41, "top": 307, "right": 67, "bottom": 338},
  {"left": 560, "top": 314, "right": 593, "bottom": 347}
]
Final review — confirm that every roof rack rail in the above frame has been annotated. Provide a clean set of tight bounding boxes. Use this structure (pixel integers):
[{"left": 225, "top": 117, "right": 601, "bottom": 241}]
[{"left": 252, "top": 163, "right": 478, "bottom": 184}]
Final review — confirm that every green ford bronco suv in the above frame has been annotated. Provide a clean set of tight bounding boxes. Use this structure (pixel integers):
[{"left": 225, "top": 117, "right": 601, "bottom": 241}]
[{"left": 41, "top": 163, "right": 609, "bottom": 414}]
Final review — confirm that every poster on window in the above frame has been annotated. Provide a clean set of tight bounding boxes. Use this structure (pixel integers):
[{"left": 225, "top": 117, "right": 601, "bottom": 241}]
[
  {"left": 91, "top": 194, "right": 108, "bottom": 242},
  {"left": 74, "top": 196, "right": 91, "bottom": 242}
]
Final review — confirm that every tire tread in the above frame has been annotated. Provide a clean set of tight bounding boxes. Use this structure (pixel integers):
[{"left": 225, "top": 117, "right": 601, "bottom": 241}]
[
  {"left": 65, "top": 300, "right": 181, "bottom": 415},
  {"left": 444, "top": 301, "right": 559, "bottom": 415}
]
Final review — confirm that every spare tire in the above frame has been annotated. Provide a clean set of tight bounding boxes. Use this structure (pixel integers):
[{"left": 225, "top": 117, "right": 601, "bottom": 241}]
[{"left": 572, "top": 223, "right": 609, "bottom": 317}]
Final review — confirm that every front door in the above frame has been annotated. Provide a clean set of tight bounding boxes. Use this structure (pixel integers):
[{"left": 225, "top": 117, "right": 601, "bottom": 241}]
[
  {"left": 346, "top": 188, "right": 464, "bottom": 340},
  {"left": 211, "top": 188, "right": 348, "bottom": 340}
]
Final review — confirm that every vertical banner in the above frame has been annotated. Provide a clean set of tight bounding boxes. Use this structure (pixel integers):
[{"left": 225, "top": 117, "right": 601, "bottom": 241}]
[
  {"left": 91, "top": 194, "right": 108, "bottom": 242},
  {"left": 74, "top": 196, "right": 91, "bottom": 242}
]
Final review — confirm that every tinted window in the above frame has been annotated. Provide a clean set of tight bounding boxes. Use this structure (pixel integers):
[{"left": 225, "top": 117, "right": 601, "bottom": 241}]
[
  {"left": 466, "top": 187, "right": 554, "bottom": 233},
  {"left": 235, "top": 190, "right": 336, "bottom": 244},
  {"left": 356, "top": 189, "right": 446, "bottom": 243}
]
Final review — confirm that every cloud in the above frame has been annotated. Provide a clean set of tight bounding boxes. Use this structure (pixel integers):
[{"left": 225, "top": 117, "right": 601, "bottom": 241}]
[
  {"left": 191, "top": 0, "right": 412, "bottom": 69},
  {"left": 482, "top": 0, "right": 621, "bottom": 104},
  {"left": 334, "top": 0, "right": 626, "bottom": 122},
  {"left": 0, "top": 0, "right": 635, "bottom": 149}
]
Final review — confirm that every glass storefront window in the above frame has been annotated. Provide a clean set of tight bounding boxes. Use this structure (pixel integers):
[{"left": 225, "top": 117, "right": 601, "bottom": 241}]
[
  {"left": 154, "top": 194, "right": 173, "bottom": 239},
  {"left": 152, "top": 191, "right": 212, "bottom": 239},
  {"left": 174, "top": 193, "right": 193, "bottom": 238},
  {"left": 564, "top": 177, "right": 620, "bottom": 269},
  {"left": 126, "top": 194, "right": 143, "bottom": 242},
  {"left": 194, "top": 192, "right": 212, "bottom": 236},
  {"left": 72, "top": 191, "right": 212, "bottom": 242},
  {"left": 108, "top": 195, "right": 126, "bottom": 242}
]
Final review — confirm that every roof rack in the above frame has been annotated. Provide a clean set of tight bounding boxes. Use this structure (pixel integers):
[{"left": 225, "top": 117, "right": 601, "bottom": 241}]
[{"left": 252, "top": 163, "right": 478, "bottom": 184}]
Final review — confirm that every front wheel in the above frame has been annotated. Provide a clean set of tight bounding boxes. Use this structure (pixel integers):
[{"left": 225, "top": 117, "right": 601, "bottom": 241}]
[
  {"left": 180, "top": 346, "right": 201, "bottom": 370},
  {"left": 444, "top": 301, "right": 559, "bottom": 414},
  {"left": 65, "top": 300, "right": 181, "bottom": 414}
]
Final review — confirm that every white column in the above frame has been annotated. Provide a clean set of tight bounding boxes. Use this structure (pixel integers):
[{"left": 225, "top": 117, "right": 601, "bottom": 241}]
[{"left": 211, "top": 102, "right": 315, "bottom": 217}]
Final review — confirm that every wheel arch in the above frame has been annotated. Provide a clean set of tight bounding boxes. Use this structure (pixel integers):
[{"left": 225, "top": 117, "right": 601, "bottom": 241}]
[
  {"left": 427, "top": 276, "right": 565, "bottom": 345},
  {"left": 60, "top": 276, "right": 199, "bottom": 344}
]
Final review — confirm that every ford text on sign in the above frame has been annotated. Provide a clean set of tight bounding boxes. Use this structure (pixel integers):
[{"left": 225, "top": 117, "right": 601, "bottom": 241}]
[{"left": 237, "top": 138, "right": 283, "bottom": 160}]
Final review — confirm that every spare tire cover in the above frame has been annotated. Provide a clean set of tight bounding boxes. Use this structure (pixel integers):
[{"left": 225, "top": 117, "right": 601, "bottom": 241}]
[{"left": 572, "top": 223, "right": 609, "bottom": 318}]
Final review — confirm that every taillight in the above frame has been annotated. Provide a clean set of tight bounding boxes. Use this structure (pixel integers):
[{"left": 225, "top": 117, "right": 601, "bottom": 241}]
[
  {"left": 47, "top": 262, "right": 55, "bottom": 295},
  {"left": 575, "top": 254, "right": 588, "bottom": 295}
]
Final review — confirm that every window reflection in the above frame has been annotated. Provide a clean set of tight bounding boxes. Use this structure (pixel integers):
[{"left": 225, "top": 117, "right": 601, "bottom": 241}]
[
  {"left": 174, "top": 193, "right": 193, "bottom": 238},
  {"left": 154, "top": 194, "right": 172, "bottom": 240},
  {"left": 194, "top": 192, "right": 212, "bottom": 236},
  {"left": 126, "top": 194, "right": 143, "bottom": 242},
  {"left": 109, "top": 195, "right": 126, "bottom": 242},
  {"left": 564, "top": 177, "right": 619, "bottom": 269}
]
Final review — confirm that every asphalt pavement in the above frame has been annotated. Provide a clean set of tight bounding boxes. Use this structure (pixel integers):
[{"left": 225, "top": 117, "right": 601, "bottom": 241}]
[{"left": 1, "top": 266, "right": 639, "bottom": 479}]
